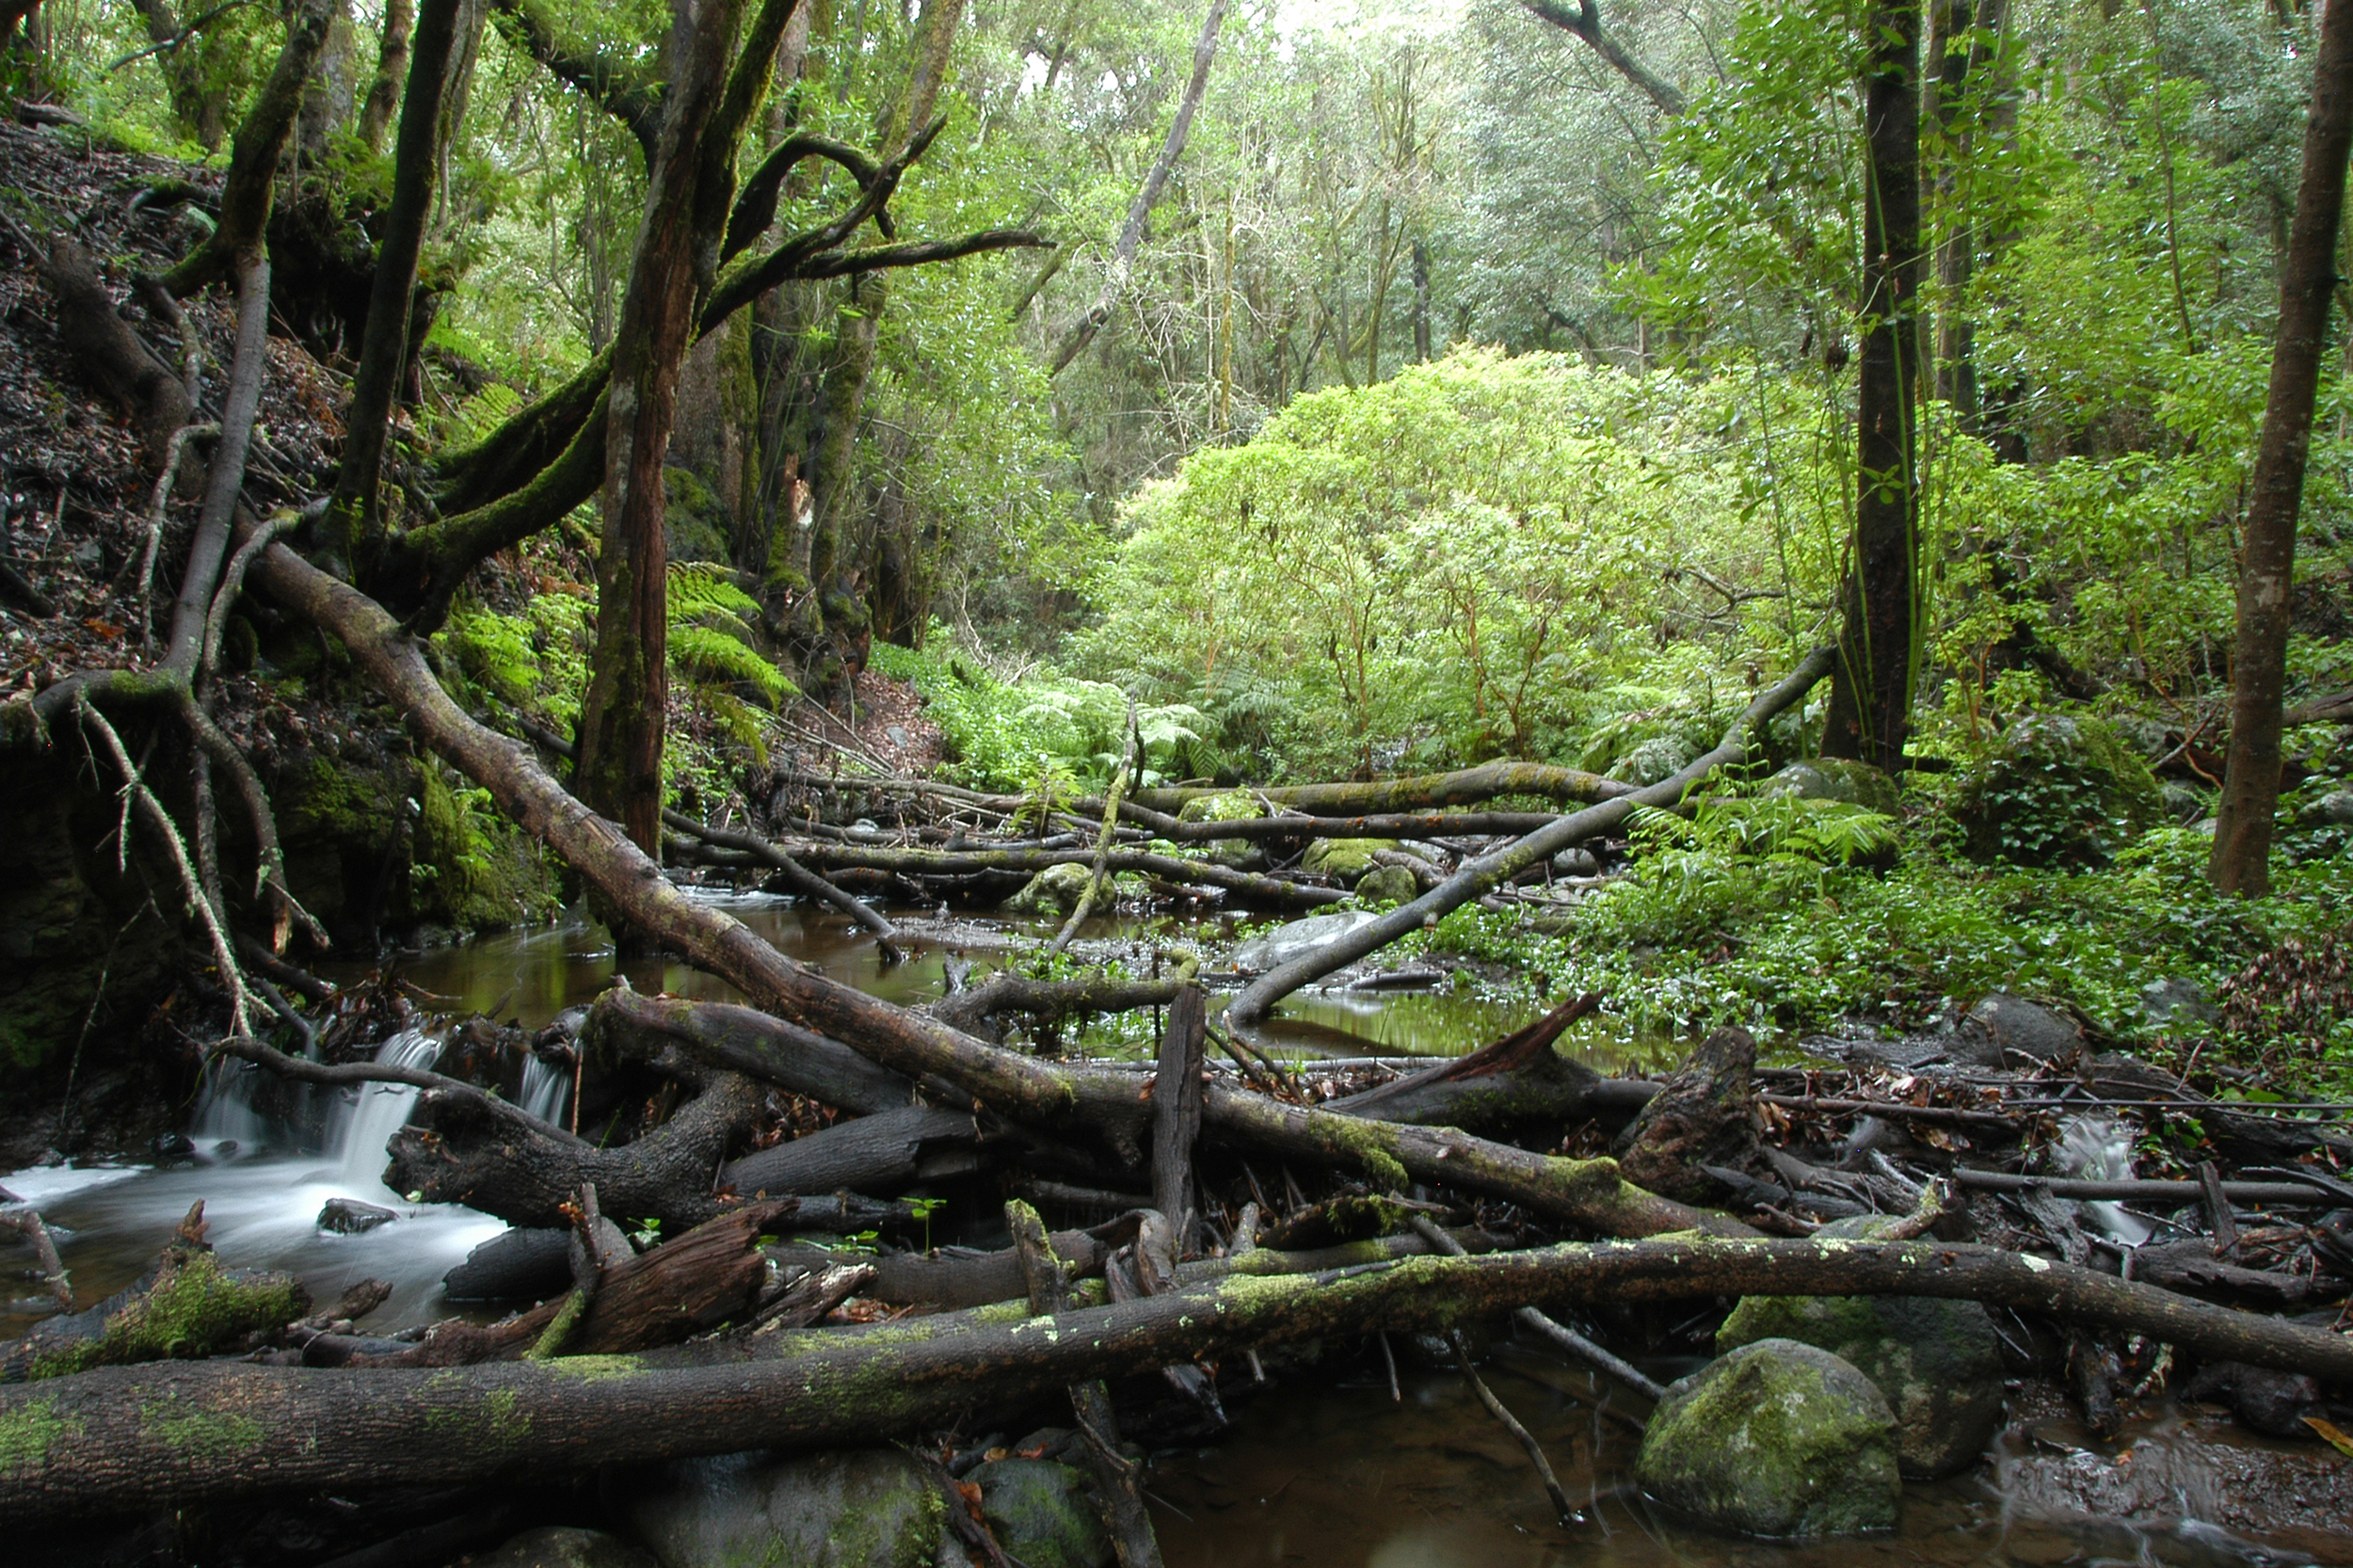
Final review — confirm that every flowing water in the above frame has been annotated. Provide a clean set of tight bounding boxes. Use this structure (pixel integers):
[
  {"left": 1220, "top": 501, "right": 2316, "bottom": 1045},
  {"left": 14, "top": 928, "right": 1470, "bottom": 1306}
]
[{"left": 4, "top": 892, "right": 2341, "bottom": 1564}]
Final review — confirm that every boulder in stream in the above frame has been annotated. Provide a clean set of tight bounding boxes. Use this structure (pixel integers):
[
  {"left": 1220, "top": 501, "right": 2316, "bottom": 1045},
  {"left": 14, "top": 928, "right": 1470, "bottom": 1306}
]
[
  {"left": 624, "top": 1448, "right": 943, "bottom": 1568},
  {"left": 1226, "top": 910, "right": 1381, "bottom": 973},
  {"left": 1717, "top": 1213, "right": 2007, "bottom": 1478},
  {"left": 1000, "top": 861, "right": 1095, "bottom": 917},
  {"left": 968, "top": 1458, "right": 1112, "bottom": 1568},
  {"left": 1636, "top": 1337, "right": 1900, "bottom": 1538},
  {"left": 1300, "top": 838, "right": 1399, "bottom": 881},
  {"left": 1353, "top": 863, "right": 1420, "bottom": 906},
  {"left": 1175, "top": 791, "right": 1268, "bottom": 870},
  {"left": 316, "top": 1197, "right": 396, "bottom": 1235}
]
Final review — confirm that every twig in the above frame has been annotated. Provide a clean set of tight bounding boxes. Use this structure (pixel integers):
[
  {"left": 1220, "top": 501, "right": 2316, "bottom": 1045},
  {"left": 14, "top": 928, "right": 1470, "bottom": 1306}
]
[
  {"left": 1047, "top": 696, "right": 1136, "bottom": 959},
  {"left": 1410, "top": 1214, "right": 1666, "bottom": 1404},
  {"left": 1449, "top": 1330, "right": 1577, "bottom": 1526},
  {"left": 133, "top": 422, "right": 216, "bottom": 648},
  {"left": 75, "top": 693, "right": 249, "bottom": 1035}
]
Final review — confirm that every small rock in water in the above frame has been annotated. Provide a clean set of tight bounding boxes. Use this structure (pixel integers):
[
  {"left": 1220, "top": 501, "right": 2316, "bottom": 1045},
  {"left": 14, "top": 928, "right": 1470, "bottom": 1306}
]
[
  {"left": 626, "top": 1448, "right": 942, "bottom": 1568},
  {"left": 970, "top": 1458, "right": 1113, "bottom": 1568},
  {"left": 317, "top": 1197, "right": 397, "bottom": 1235},
  {"left": 151, "top": 1131, "right": 198, "bottom": 1160},
  {"left": 1636, "top": 1337, "right": 1900, "bottom": 1538}
]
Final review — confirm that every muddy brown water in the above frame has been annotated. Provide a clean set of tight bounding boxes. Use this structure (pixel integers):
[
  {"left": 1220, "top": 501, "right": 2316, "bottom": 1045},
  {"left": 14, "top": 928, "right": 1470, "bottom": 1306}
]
[{"left": 5, "top": 892, "right": 2346, "bottom": 1564}]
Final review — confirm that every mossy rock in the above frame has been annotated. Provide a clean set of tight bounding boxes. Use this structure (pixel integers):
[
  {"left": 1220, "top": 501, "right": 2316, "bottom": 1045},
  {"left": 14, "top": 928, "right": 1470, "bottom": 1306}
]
[
  {"left": 1951, "top": 713, "right": 2165, "bottom": 866},
  {"left": 1300, "top": 838, "right": 1400, "bottom": 881},
  {"left": 468, "top": 1527, "right": 654, "bottom": 1568},
  {"left": 410, "top": 760, "right": 562, "bottom": 934},
  {"left": 1717, "top": 1215, "right": 2005, "bottom": 1478},
  {"left": 1354, "top": 863, "right": 1419, "bottom": 907},
  {"left": 1175, "top": 791, "right": 1266, "bottom": 870},
  {"left": 1636, "top": 1337, "right": 1900, "bottom": 1538},
  {"left": 971, "top": 1459, "right": 1112, "bottom": 1568},
  {"left": 1001, "top": 861, "right": 1096, "bottom": 916},
  {"left": 1762, "top": 759, "right": 1902, "bottom": 817},
  {"left": 1609, "top": 734, "right": 1697, "bottom": 787},
  {"left": 625, "top": 1448, "right": 942, "bottom": 1568}
]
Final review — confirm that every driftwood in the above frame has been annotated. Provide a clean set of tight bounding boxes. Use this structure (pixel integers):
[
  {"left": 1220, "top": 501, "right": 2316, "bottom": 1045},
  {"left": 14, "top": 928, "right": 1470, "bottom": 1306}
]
[
  {"left": 1151, "top": 986, "right": 1208, "bottom": 1244},
  {"left": 1227, "top": 646, "right": 1837, "bottom": 1024},
  {"left": 9, "top": 1235, "right": 2353, "bottom": 1518},
  {"left": 448, "top": 1194, "right": 917, "bottom": 1302},
  {"left": 1318, "top": 993, "right": 1654, "bottom": 1130}
]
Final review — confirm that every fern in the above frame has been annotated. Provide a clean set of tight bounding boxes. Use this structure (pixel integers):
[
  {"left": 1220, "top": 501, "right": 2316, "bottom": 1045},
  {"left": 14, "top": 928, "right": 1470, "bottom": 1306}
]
[{"left": 666, "top": 562, "right": 790, "bottom": 708}]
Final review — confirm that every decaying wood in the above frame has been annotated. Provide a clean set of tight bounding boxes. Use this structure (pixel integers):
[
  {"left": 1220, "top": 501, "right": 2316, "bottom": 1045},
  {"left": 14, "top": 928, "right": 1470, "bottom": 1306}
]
[
  {"left": 722, "top": 1104, "right": 980, "bottom": 1199},
  {"left": 1320, "top": 993, "right": 1633, "bottom": 1129},
  {"left": 349, "top": 1202, "right": 792, "bottom": 1367},
  {"left": 9, "top": 1234, "right": 2352, "bottom": 1518},
  {"left": 586, "top": 988, "right": 920, "bottom": 1117},
  {"left": 1151, "top": 985, "right": 1207, "bottom": 1245}
]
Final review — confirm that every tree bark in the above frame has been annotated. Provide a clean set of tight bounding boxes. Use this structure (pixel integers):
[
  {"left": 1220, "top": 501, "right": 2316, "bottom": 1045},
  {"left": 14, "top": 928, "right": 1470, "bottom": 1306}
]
[
  {"left": 575, "top": 0, "right": 746, "bottom": 863},
  {"left": 1150, "top": 986, "right": 1206, "bottom": 1240},
  {"left": 1823, "top": 0, "right": 1923, "bottom": 772},
  {"left": 2210, "top": 0, "right": 2353, "bottom": 896},
  {"left": 163, "top": 249, "right": 270, "bottom": 673},
  {"left": 1522, "top": 0, "right": 1686, "bottom": 117},
  {"left": 8, "top": 1236, "right": 2351, "bottom": 1518},
  {"left": 357, "top": 0, "right": 413, "bottom": 150}
]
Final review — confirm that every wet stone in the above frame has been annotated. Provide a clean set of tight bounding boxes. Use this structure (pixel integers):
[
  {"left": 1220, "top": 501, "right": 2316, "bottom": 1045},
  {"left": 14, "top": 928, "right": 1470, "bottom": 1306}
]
[
  {"left": 468, "top": 1527, "right": 655, "bottom": 1568},
  {"left": 625, "top": 1448, "right": 943, "bottom": 1568},
  {"left": 1718, "top": 1214, "right": 2007, "bottom": 1478},
  {"left": 316, "top": 1197, "right": 396, "bottom": 1235},
  {"left": 1226, "top": 910, "right": 1381, "bottom": 973},
  {"left": 969, "top": 1458, "right": 1112, "bottom": 1568},
  {"left": 1636, "top": 1336, "right": 1900, "bottom": 1538}
]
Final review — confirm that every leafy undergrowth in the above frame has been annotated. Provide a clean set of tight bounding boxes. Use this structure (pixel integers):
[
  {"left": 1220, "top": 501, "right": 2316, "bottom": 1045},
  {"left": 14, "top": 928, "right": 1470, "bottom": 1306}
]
[{"left": 1422, "top": 818, "right": 2353, "bottom": 1097}]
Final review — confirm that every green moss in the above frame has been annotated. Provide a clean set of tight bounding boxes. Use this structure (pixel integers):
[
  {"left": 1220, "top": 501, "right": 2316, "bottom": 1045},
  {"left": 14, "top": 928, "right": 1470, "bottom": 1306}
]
[
  {"left": 542, "top": 1353, "right": 647, "bottom": 1383},
  {"left": 1301, "top": 838, "right": 1400, "bottom": 881},
  {"left": 149, "top": 1408, "right": 265, "bottom": 1464},
  {"left": 0, "top": 1400, "right": 65, "bottom": 1476},
  {"left": 28, "top": 1251, "right": 307, "bottom": 1380}
]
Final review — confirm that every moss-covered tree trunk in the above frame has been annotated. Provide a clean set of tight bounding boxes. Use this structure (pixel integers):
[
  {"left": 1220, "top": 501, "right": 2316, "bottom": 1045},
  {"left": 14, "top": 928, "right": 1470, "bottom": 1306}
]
[{"left": 575, "top": 0, "right": 747, "bottom": 861}]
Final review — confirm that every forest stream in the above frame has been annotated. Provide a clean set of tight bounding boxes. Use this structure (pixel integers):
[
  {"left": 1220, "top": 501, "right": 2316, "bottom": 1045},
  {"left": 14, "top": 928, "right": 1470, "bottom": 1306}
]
[{"left": 6, "top": 898, "right": 2345, "bottom": 1568}]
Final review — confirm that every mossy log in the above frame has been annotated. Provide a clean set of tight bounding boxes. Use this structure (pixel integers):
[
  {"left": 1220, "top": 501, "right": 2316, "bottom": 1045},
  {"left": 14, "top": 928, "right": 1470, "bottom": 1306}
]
[
  {"left": 1126, "top": 762, "right": 1637, "bottom": 817},
  {"left": 8, "top": 1236, "right": 2352, "bottom": 1518},
  {"left": 771, "top": 840, "right": 1348, "bottom": 908},
  {"left": 3, "top": 1208, "right": 307, "bottom": 1383}
]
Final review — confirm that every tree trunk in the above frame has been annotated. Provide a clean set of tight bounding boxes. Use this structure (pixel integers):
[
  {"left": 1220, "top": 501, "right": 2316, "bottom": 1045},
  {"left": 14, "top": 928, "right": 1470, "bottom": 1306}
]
[
  {"left": 2210, "top": 0, "right": 2353, "bottom": 896},
  {"left": 1823, "top": 0, "right": 1923, "bottom": 772},
  {"left": 358, "top": 0, "right": 414, "bottom": 150},
  {"left": 326, "top": 0, "right": 472, "bottom": 573},
  {"left": 8, "top": 1235, "right": 2352, "bottom": 1518},
  {"left": 576, "top": 0, "right": 747, "bottom": 861}
]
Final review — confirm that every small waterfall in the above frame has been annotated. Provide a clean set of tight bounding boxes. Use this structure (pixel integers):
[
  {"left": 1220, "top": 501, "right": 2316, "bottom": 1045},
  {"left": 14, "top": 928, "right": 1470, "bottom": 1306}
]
[
  {"left": 331, "top": 1028, "right": 444, "bottom": 1192},
  {"left": 520, "top": 1054, "right": 568, "bottom": 1128},
  {"left": 2057, "top": 1113, "right": 2154, "bottom": 1246},
  {"left": 190, "top": 1057, "right": 269, "bottom": 1156}
]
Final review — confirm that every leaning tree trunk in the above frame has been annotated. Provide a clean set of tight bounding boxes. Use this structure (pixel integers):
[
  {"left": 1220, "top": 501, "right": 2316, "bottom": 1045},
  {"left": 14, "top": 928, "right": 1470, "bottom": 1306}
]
[
  {"left": 2211, "top": 0, "right": 2353, "bottom": 896},
  {"left": 1823, "top": 0, "right": 1924, "bottom": 773}
]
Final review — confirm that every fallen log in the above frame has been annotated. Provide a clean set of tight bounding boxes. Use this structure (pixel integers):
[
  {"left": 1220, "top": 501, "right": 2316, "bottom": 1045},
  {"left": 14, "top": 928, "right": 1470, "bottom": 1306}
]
[
  {"left": 1126, "top": 761, "right": 1638, "bottom": 817},
  {"left": 779, "top": 840, "right": 1347, "bottom": 908},
  {"left": 928, "top": 973, "right": 1191, "bottom": 1039},
  {"left": 1226, "top": 646, "right": 1835, "bottom": 1025},
  {"left": 9, "top": 1235, "right": 2353, "bottom": 1518},
  {"left": 387, "top": 1067, "right": 765, "bottom": 1229},
  {"left": 446, "top": 1194, "right": 920, "bottom": 1302},
  {"left": 1947, "top": 1171, "right": 2345, "bottom": 1206},
  {"left": 722, "top": 1104, "right": 981, "bottom": 1198},
  {"left": 1318, "top": 994, "right": 1634, "bottom": 1130},
  {"left": 586, "top": 989, "right": 920, "bottom": 1117},
  {"left": 660, "top": 807, "right": 901, "bottom": 955}
]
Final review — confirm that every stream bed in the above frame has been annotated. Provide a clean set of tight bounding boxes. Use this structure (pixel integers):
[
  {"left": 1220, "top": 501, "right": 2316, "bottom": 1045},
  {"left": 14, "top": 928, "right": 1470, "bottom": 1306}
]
[{"left": 6, "top": 894, "right": 2347, "bottom": 1566}]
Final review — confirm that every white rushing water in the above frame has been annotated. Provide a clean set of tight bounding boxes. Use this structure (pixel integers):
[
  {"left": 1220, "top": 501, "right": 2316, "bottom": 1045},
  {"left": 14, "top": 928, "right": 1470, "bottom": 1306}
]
[
  {"left": 520, "top": 1052, "right": 570, "bottom": 1128},
  {"left": 3, "top": 1026, "right": 504, "bottom": 1331}
]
